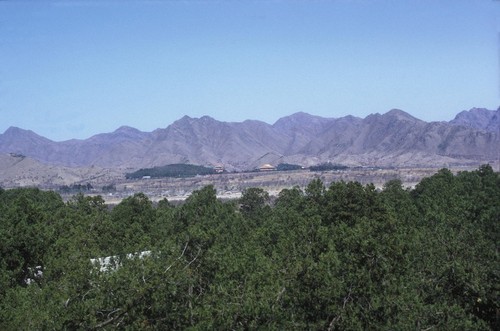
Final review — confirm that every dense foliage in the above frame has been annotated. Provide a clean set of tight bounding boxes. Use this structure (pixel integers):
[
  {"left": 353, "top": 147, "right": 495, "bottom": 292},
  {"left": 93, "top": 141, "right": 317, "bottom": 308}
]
[
  {"left": 276, "top": 163, "right": 303, "bottom": 171},
  {"left": 59, "top": 183, "right": 94, "bottom": 194},
  {"left": 0, "top": 165, "right": 498, "bottom": 330},
  {"left": 126, "top": 164, "right": 216, "bottom": 179}
]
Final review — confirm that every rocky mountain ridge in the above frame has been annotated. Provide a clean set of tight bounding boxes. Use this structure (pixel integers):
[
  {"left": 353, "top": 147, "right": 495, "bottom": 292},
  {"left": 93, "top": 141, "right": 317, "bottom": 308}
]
[
  {"left": 449, "top": 107, "right": 499, "bottom": 133},
  {"left": 1, "top": 108, "right": 499, "bottom": 171}
]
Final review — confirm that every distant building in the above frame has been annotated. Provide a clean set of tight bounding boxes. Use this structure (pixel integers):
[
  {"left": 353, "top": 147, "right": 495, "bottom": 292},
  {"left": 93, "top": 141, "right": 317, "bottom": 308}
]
[
  {"left": 259, "top": 163, "right": 276, "bottom": 171},
  {"left": 142, "top": 175, "right": 151, "bottom": 179},
  {"left": 213, "top": 164, "right": 225, "bottom": 173}
]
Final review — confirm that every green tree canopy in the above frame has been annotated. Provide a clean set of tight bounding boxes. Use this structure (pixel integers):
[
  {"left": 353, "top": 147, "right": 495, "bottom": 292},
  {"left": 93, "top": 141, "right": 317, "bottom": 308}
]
[{"left": 0, "top": 165, "right": 498, "bottom": 330}]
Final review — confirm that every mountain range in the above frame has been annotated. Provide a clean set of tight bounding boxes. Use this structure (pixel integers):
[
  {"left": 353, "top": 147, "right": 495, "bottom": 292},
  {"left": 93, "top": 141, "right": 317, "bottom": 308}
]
[{"left": 1, "top": 107, "right": 499, "bottom": 171}]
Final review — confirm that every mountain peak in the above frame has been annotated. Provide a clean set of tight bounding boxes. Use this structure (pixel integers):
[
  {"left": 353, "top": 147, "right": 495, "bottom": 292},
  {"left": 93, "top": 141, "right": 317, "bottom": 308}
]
[
  {"left": 468, "top": 107, "right": 491, "bottom": 113},
  {"left": 287, "top": 111, "right": 316, "bottom": 119},
  {"left": 274, "top": 112, "right": 327, "bottom": 124},
  {"left": 114, "top": 125, "right": 141, "bottom": 133},
  {"left": 180, "top": 115, "right": 193, "bottom": 121},
  {"left": 384, "top": 109, "right": 419, "bottom": 121},
  {"left": 113, "top": 126, "right": 149, "bottom": 139},
  {"left": 4, "top": 126, "right": 29, "bottom": 135},
  {"left": 1, "top": 107, "right": 497, "bottom": 170},
  {"left": 273, "top": 112, "right": 333, "bottom": 129},
  {"left": 454, "top": 107, "right": 493, "bottom": 119},
  {"left": 173, "top": 115, "right": 194, "bottom": 124},
  {"left": 450, "top": 107, "right": 498, "bottom": 132},
  {"left": 2, "top": 126, "right": 51, "bottom": 141}
]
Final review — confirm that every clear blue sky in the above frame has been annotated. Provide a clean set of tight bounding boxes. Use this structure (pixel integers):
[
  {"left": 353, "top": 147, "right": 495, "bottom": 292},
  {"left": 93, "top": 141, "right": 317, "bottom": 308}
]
[{"left": 1, "top": 0, "right": 499, "bottom": 141}]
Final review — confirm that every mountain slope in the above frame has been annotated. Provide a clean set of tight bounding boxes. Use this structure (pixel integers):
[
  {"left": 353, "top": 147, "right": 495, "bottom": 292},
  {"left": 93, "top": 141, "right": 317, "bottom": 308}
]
[
  {"left": 0, "top": 108, "right": 498, "bottom": 170},
  {"left": 450, "top": 107, "right": 499, "bottom": 133},
  {"left": 0, "top": 153, "right": 121, "bottom": 187},
  {"left": 0, "top": 127, "right": 58, "bottom": 160},
  {"left": 299, "top": 109, "right": 499, "bottom": 166},
  {"left": 272, "top": 112, "right": 339, "bottom": 154},
  {"left": 147, "top": 116, "right": 290, "bottom": 169}
]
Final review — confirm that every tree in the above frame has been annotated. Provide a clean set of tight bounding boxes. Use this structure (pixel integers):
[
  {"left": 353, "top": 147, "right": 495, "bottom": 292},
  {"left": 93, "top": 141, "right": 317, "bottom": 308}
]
[
  {"left": 109, "top": 193, "right": 156, "bottom": 254},
  {"left": 239, "top": 187, "right": 271, "bottom": 221},
  {"left": 0, "top": 166, "right": 497, "bottom": 329}
]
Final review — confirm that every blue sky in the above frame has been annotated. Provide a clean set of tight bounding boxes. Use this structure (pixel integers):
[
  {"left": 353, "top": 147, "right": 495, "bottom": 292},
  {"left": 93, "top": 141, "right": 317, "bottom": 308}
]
[{"left": 1, "top": 0, "right": 499, "bottom": 141}]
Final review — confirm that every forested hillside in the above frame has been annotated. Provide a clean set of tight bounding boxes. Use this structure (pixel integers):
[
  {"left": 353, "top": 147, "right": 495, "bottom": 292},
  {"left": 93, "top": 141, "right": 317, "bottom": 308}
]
[{"left": 0, "top": 166, "right": 498, "bottom": 330}]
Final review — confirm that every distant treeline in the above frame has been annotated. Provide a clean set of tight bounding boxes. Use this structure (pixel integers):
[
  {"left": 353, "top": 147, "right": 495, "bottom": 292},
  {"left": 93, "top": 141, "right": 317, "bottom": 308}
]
[
  {"left": 126, "top": 163, "right": 217, "bottom": 179},
  {"left": 58, "top": 183, "right": 93, "bottom": 194},
  {"left": 276, "top": 163, "right": 303, "bottom": 171},
  {"left": 127, "top": 162, "right": 350, "bottom": 179},
  {"left": 274, "top": 163, "right": 348, "bottom": 172}
]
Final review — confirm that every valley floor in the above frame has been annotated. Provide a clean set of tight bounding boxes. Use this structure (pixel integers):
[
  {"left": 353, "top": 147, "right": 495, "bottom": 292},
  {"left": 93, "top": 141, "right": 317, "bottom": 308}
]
[{"left": 87, "top": 166, "right": 480, "bottom": 204}]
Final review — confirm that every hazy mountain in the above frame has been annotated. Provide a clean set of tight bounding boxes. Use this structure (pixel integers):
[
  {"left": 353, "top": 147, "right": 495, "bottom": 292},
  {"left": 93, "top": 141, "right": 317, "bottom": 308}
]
[
  {"left": 0, "top": 126, "right": 153, "bottom": 167},
  {"left": 59, "top": 126, "right": 153, "bottom": 167},
  {"left": 449, "top": 107, "right": 499, "bottom": 133},
  {"left": 147, "top": 115, "right": 290, "bottom": 169},
  {"left": 0, "top": 126, "right": 56, "bottom": 156},
  {"left": 0, "top": 127, "right": 67, "bottom": 166},
  {"left": 272, "top": 112, "right": 344, "bottom": 154},
  {"left": 0, "top": 108, "right": 498, "bottom": 170}
]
